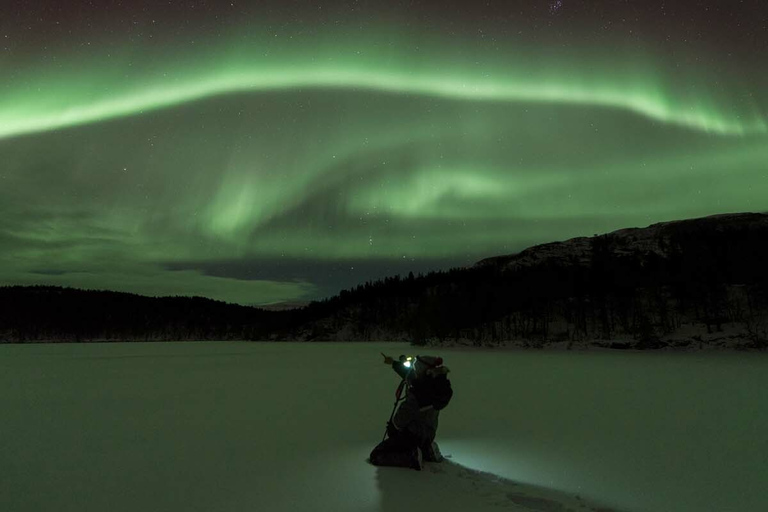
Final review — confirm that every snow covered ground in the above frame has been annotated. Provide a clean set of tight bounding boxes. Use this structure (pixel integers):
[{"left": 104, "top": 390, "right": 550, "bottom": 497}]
[{"left": 1, "top": 342, "right": 767, "bottom": 512}]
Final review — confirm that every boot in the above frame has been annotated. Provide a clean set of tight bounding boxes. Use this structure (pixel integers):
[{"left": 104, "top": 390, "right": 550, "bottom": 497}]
[
  {"left": 422, "top": 441, "right": 444, "bottom": 462},
  {"left": 410, "top": 446, "right": 423, "bottom": 471}
]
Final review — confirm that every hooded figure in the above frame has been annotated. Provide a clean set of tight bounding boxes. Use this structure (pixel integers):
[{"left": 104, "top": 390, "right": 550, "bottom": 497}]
[{"left": 369, "top": 354, "right": 453, "bottom": 470}]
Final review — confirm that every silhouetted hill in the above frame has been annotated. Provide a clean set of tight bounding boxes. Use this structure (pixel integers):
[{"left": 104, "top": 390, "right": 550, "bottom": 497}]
[
  {"left": 2, "top": 212, "right": 767, "bottom": 349},
  {"left": 275, "top": 212, "right": 768, "bottom": 349},
  {"left": 0, "top": 287, "right": 277, "bottom": 342}
]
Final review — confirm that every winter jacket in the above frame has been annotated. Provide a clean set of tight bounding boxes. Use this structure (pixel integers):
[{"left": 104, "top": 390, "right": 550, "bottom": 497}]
[{"left": 390, "top": 361, "right": 452, "bottom": 444}]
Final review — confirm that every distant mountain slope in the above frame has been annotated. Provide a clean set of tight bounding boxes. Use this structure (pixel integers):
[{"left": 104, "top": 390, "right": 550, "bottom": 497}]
[
  {"left": 279, "top": 212, "right": 768, "bottom": 348},
  {"left": 476, "top": 212, "right": 768, "bottom": 272},
  {"left": 0, "top": 286, "right": 271, "bottom": 342},
  {"left": 2, "top": 212, "right": 767, "bottom": 349}
]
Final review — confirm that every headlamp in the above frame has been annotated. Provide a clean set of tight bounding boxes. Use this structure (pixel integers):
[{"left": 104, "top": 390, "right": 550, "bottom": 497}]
[{"left": 400, "top": 355, "right": 415, "bottom": 369}]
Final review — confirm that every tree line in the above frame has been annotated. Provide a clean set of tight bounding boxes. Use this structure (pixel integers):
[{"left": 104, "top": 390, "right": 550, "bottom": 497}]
[
  {"left": 3, "top": 214, "right": 767, "bottom": 349},
  {"left": 274, "top": 214, "right": 768, "bottom": 348}
]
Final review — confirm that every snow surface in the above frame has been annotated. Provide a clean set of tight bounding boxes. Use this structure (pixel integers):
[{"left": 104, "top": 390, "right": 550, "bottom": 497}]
[{"left": 1, "top": 342, "right": 767, "bottom": 512}]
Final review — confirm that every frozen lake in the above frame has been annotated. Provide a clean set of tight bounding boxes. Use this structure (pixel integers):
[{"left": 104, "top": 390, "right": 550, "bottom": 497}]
[{"left": 2, "top": 342, "right": 767, "bottom": 512}]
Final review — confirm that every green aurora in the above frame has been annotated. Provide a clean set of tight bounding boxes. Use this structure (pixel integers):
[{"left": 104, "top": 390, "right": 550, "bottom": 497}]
[{"left": 1, "top": 30, "right": 767, "bottom": 304}]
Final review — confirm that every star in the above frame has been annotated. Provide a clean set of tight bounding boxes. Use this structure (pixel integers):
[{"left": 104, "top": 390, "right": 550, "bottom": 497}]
[{"left": 549, "top": 1, "right": 564, "bottom": 15}]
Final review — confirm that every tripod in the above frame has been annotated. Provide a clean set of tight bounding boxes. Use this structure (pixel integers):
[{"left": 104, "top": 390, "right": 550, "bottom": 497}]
[{"left": 382, "top": 378, "right": 407, "bottom": 442}]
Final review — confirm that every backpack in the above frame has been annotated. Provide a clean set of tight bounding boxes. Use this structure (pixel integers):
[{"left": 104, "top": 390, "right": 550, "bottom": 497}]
[
  {"left": 413, "top": 373, "right": 453, "bottom": 411},
  {"left": 431, "top": 374, "right": 453, "bottom": 411}
]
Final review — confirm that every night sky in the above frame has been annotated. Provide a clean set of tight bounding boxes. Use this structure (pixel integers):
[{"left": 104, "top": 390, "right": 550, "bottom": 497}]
[{"left": 1, "top": 1, "right": 766, "bottom": 305}]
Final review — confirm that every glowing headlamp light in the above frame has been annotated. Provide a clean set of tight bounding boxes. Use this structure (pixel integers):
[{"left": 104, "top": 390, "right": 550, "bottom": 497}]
[{"left": 401, "top": 355, "right": 415, "bottom": 368}]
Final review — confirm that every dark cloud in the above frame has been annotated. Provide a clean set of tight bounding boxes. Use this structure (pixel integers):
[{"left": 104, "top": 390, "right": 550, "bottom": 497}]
[
  {"left": 163, "top": 256, "right": 475, "bottom": 300},
  {"left": 27, "top": 268, "right": 75, "bottom": 276}
]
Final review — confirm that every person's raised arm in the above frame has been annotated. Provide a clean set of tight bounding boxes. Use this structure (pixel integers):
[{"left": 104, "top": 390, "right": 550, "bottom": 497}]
[{"left": 381, "top": 353, "right": 410, "bottom": 379}]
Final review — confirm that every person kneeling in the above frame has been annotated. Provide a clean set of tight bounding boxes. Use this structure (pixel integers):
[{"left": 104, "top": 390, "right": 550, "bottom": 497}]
[{"left": 370, "top": 354, "right": 452, "bottom": 470}]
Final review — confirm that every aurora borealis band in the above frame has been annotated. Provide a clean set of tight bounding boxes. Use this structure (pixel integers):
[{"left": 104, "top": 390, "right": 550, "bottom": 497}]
[{"left": 2, "top": 1, "right": 767, "bottom": 305}]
